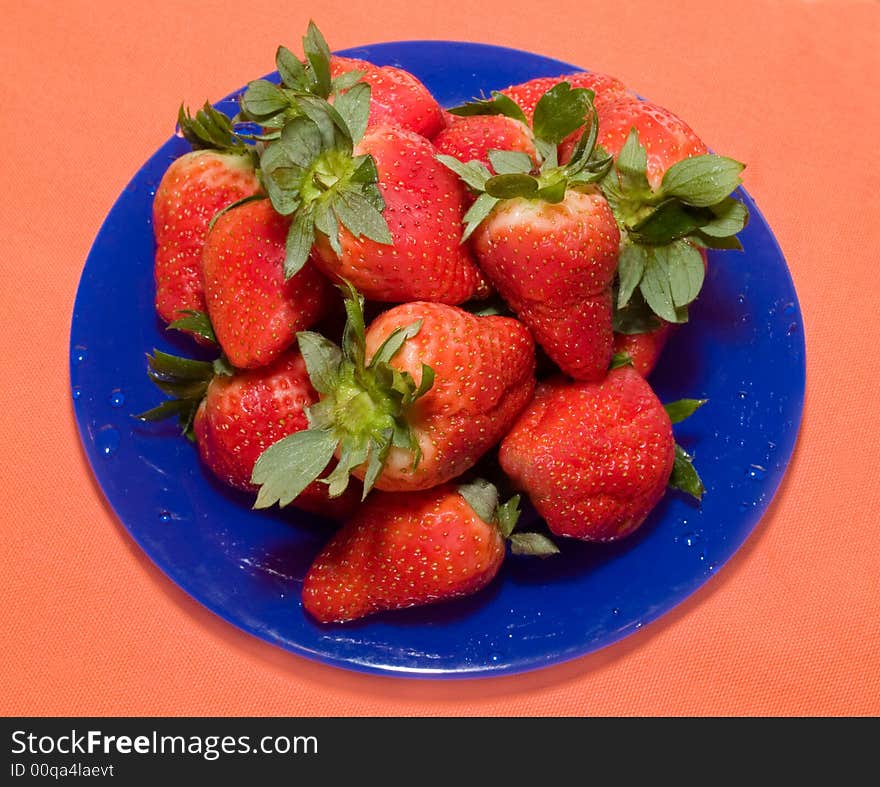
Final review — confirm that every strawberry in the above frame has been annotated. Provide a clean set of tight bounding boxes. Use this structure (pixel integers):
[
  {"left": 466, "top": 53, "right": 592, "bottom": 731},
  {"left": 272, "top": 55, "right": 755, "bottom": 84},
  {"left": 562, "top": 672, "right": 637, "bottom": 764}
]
[
  {"left": 329, "top": 55, "right": 444, "bottom": 139},
  {"left": 251, "top": 284, "right": 536, "bottom": 508},
  {"left": 136, "top": 344, "right": 360, "bottom": 520},
  {"left": 302, "top": 480, "right": 557, "bottom": 623},
  {"left": 237, "top": 24, "right": 442, "bottom": 141},
  {"left": 499, "top": 366, "right": 704, "bottom": 541},
  {"left": 433, "top": 114, "right": 536, "bottom": 174},
  {"left": 439, "top": 83, "right": 621, "bottom": 381},
  {"left": 500, "top": 70, "right": 630, "bottom": 121},
  {"left": 153, "top": 103, "right": 260, "bottom": 331},
  {"left": 595, "top": 98, "right": 748, "bottom": 330},
  {"left": 612, "top": 321, "right": 675, "bottom": 377},
  {"left": 201, "top": 199, "right": 334, "bottom": 369}
]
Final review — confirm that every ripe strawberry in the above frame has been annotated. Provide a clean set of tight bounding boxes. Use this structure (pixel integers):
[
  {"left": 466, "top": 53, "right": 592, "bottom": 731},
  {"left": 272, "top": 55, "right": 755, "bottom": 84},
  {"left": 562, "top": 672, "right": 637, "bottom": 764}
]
[
  {"left": 201, "top": 199, "right": 334, "bottom": 369},
  {"left": 499, "top": 366, "right": 675, "bottom": 541},
  {"left": 329, "top": 55, "right": 444, "bottom": 139},
  {"left": 561, "top": 96, "right": 706, "bottom": 181},
  {"left": 252, "top": 284, "right": 536, "bottom": 508},
  {"left": 307, "top": 124, "right": 491, "bottom": 304},
  {"left": 136, "top": 346, "right": 360, "bottom": 520},
  {"left": 433, "top": 114, "right": 536, "bottom": 174},
  {"left": 500, "top": 70, "right": 630, "bottom": 121},
  {"left": 613, "top": 322, "right": 675, "bottom": 377},
  {"left": 153, "top": 103, "right": 260, "bottom": 330},
  {"left": 439, "top": 84, "right": 620, "bottom": 381},
  {"left": 593, "top": 97, "right": 748, "bottom": 330},
  {"left": 302, "top": 480, "right": 556, "bottom": 623}
]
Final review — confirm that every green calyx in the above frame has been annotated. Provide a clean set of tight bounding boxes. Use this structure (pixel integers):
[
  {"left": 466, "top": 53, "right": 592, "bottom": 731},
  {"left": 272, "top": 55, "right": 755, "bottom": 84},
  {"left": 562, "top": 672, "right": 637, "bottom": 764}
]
[
  {"left": 456, "top": 479, "right": 560, "bottom": 557},
  {"left": 134, "top": 313, "right": 233, "bottom": 440},
  {"left": 251, "top": 283, "right": 434, "bottom": 508},
  {"left": 177, "top": 102, "right": 256, "bottom": 164},
  {"left": 237, "top": 21, "right": 363, "bottom": 132},
  {"left": 438, "top": 82, "right": 613, "bottom": 240},
  {"left": 605, "top": 128, "right": 750, "bottom": 326},
  {"left": 257, "top": 84, "right": 390, "bottom": 279},
  {"left": 663, "top": 398, "right": 708, "bottom": 501}
]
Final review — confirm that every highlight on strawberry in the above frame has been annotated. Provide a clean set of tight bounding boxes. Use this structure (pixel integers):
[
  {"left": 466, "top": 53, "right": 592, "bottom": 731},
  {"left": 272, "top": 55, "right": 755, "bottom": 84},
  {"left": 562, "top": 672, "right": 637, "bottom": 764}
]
[{"left": 138, "top": 21, "right": 748, "bottom": 626}]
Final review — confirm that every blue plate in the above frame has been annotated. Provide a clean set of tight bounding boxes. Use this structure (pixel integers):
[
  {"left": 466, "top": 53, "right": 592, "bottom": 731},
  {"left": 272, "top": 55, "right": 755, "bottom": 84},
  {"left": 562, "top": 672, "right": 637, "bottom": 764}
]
[{"left": 70, "top": 41, "right": 805, "bottom": 677}]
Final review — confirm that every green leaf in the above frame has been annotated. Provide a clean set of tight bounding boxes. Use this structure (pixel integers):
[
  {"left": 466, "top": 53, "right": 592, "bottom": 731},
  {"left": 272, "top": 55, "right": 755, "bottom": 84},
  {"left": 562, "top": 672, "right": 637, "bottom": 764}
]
[
  {"left": 369, "top": 320, "right": 422, "bottom": 367},
  {"left": 295, "top": 95, "right": 344, "bottom": 148},
  {"left": 333, "top": 189, "right": 393, "bottom": 244},
  {"left": 612, "top": 288, "right": 662, "bottom": 335},
  {"left": 177, "top": 102, "right": 246, "bottom": 152},
  {"left": 609, "top": 352, "right": 634, "bottom": 370},
  {"left": 448, "top": 91, "right": 527, "bottom": 125},
  {"left": 240, "top": 80, "right": 290, "bottom": 121},
  {"left": 340, "top": 282, "right": 367, "bottom": 367},
  {"left": 276, "top": 45, "right": 307, "bottom": 89},
  {"left": 660, "top": 154, "right": 745, "bottom": 207},
  {"left": 361, "top": 441, "right": 388, "bottom": 499},
  {"left": 485, "top": 173, "right": 539, "bottom": 199},
  {"left": 487, "top": 149, "right": 534, "bottom": 175},
  {"left": 147, "top": 350, "right": 214, "bottom": 382},
  {"left": 534, "top": 138, "right": 558, "bottom": 171},
  {"left": 639, "top": 249, "right": 678, "bottom": 324},
  {"left": 461, "top": 193, "right": 500, "bottom": 241},
  {"left": 509, "top": 532, "right": 560, "bottom": 557},
  {"left": 617, "top": 242, "right": 647, "bottom": 308},
  {"left": 616, "top": 128, "right": 651, "bottom": 196},
  {"left": 532, "top": 82, "right": 591, "bottom": 144},
  {"left": 279, "top": 115, "right": 325, "bottom": 168},
  {"left": 252, "top": 428, "right": 338, "bottom": 509},
  {"left": 457, "top": 478, "right": 499, "bottom": 524},
  {"left": 536, "top": 178, "right": 567, "bottom": 204},
  {"left": 313, "top": 201, "right": 340, "bottom": 255},
  {"left": 664, "top": 398, "right": 707, "bottom": 424},
  {"left": 302, "top": 20, "right": 332, "bottom": 98},
  {"left": 134, "top": 398, "right": 194, "bottom": 423},
  {"left": 412, "top": 364, "right": 434, "bottom": 400},
  {"left": 297, "top": 331, "right": 343, "bottom": 394},
  {"left": 167, "top": 310, "right": 216, "bottom": 344},
  {"left": 212, "top": 356, "right": 235, "bottom": 377},
  {"left": 629, "top": 199, "right": 710, "bottom": 245},
  {"left": 331, "top": 69, "right": 364, "bottom": 92},
  {"left": 284, "top": 210, "right": 315, "bottom": 279},
  {"left": 700, "top": 197, "right": 749, "bottom": 238},
  {"left": 350, "top": 154, "right": 380, "bottom": 185},
  {"left": 435, "top": 154, "right": 492, "bottom": 191},
  {"left": 666, "top": 240, "right": 705, "bottom": 308},
  {"left": 691, "top": 232, "right": 744, "bottom": 251},
  {"left": 332, "top": 81, "right": 371, "bottom": 144},
  {"left": 495, "top": 494, "right": 521, "bottom": 538},
  {"left": 668, "top": 443, "right": 705, "bottom": 501}
]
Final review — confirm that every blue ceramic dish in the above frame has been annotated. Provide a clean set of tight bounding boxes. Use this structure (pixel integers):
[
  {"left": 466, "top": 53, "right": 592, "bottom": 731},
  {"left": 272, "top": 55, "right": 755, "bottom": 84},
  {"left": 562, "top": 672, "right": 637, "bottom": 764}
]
[{"left": 70, "top": 41, "right": 805, "bottom": 677}]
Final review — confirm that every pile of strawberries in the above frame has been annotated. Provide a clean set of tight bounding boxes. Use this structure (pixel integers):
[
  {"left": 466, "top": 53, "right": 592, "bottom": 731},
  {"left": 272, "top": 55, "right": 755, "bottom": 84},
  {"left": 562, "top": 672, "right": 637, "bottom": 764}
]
[{"left": 141, "top": 24, "right": 747, "bottom": 624}]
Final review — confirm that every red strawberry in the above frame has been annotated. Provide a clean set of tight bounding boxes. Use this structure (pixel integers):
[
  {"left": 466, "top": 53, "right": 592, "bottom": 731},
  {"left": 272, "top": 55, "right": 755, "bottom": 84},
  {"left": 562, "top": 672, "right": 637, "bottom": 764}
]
[
  {"left": 433, "top": 114, "right": 536, "bottom": 174},
  {"left": 302, "top": 480, "right": 555, "bottom": 623},
  {"left": 439, "top": 84, "right": 620, "bottom": 381},
  {"left": 561, "top": 96, "right": 707, "bottom": 181},
  {"left": 499, "top": 366, "right": 675, "bottom": 541},
  {"left": 202, "top": 199, "right": 334, "bottom": 369},
  {"left": 593, "top": 98, "right": 747, "bottom": 331},
  {"left": 309, "top": 125, "right": 491, "bottom": 304},
  {"left": 252, "top": 285, "right": 536, "bottom": 508},
  {"left": 137, "top": 347, "right": 360, "bottom": 521},
  {"left": 500, "top": 70, "right": 630, "bottom": 121},
  {"left": 613, "top": 322, "right": 675, "bottom": 377},
  {"left": 153, "top": 104, "right": 260, "bottom": 330},
  {"left": 471, "top": 190, "right": 620, "bottom": 381},
  {"left": 329, "top": 56, "right": 444, "bottom": 139}
]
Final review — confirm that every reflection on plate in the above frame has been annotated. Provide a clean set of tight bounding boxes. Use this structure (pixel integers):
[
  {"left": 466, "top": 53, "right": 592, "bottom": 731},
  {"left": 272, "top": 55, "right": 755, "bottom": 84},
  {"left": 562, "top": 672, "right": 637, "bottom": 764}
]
[{"left": 70, "top": 41, "right": 805, "bottom": 677}]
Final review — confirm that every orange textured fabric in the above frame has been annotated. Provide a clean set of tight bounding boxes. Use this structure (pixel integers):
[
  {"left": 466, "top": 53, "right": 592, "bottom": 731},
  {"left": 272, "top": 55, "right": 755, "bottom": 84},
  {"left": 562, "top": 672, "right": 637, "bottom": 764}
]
[{"left": 2, "top": 0, "right": 878, "bottom": 717}]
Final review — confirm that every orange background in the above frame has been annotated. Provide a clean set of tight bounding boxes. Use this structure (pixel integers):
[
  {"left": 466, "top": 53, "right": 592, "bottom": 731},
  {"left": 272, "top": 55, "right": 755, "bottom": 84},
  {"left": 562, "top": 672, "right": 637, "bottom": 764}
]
[{"left": 2, "top": 0, "right": 878, "bottom": 716}]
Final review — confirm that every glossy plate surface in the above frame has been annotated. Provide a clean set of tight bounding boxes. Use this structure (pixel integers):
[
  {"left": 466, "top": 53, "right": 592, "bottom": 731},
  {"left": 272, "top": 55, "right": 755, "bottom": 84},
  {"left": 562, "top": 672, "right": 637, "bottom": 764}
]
[{"left": 70, "top": 41, "right": 805, "bottom": 677}]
